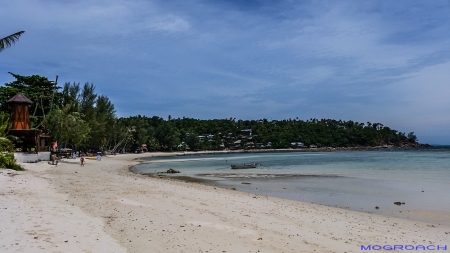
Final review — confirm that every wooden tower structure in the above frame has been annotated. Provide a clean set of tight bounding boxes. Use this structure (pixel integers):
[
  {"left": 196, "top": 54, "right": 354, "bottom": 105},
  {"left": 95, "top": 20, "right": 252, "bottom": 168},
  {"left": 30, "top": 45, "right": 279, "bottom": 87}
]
[
  {"left": 7, "top": 93, "right": 50, "bottom": 153},
  {"left": 7, "top": 93, "right": 32, "bottom": 130}
]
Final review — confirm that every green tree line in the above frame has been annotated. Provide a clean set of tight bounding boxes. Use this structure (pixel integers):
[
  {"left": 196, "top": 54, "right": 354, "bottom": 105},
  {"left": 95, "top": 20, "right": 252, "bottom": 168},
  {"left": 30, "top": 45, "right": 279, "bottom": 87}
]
[
  {"left": 0, "top": 73, "right": 420, "bottom": 154},
  {"left": 114, "top": 116, "right": 419, "bottom": 152}
]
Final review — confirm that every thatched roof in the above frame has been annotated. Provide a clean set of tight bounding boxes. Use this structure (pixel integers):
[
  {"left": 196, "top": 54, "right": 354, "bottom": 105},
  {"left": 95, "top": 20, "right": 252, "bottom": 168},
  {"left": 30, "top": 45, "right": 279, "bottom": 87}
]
[{"left": 7, "top": 93, "right": 33, "bottom": 104}]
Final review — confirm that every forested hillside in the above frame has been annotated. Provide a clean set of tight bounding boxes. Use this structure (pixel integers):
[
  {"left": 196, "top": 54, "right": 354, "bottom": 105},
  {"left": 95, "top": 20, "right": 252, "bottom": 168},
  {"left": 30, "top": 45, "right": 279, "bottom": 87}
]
[
  {"left": 0, "top": 73, "right": 423, "bottom": 153},
  {"left": 115, "top": 116, "right": 421, "bottom": 151}
]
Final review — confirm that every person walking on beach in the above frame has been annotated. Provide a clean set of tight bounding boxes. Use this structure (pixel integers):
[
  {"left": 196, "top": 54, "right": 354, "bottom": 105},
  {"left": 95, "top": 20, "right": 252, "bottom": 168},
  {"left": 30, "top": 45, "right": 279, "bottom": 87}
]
[
  {"left": 80, "top": 156, "right": 85, "bottom": 167},
  {"left": 51, "top": 154, "right": 56, "bottom": 165}
]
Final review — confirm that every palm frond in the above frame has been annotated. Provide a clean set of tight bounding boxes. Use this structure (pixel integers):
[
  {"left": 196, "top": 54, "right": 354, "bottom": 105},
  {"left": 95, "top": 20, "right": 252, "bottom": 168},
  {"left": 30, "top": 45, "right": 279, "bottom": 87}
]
[{"left": 0, "top": 31, "right": 25, "bottom": 52}]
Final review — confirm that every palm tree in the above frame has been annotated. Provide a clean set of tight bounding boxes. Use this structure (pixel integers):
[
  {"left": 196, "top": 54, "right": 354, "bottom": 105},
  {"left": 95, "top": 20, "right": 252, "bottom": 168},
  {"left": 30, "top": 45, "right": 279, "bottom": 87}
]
[{"left": 0, "top": 31, "right": 25, "bottom": 52}]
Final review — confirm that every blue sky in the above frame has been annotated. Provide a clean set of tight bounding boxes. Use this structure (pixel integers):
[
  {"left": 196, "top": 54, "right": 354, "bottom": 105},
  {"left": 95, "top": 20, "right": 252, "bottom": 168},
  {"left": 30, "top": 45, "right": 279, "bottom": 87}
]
[{"left": 1, "top": 0, "right": 450, "bottom": 144}]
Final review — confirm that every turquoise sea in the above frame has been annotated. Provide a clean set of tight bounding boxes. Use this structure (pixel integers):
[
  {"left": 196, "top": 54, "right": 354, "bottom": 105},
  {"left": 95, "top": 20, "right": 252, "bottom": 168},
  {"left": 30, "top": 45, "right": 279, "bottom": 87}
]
[{"left": 132, "top": 147, "right": 450, "bottom": 225}]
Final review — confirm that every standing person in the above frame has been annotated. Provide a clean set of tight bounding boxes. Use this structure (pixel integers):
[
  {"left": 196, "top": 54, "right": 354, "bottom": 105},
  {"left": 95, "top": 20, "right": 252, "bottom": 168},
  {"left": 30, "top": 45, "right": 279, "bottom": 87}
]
[{"left": 80, "top": 156, "right": 85, "bottom": 167}]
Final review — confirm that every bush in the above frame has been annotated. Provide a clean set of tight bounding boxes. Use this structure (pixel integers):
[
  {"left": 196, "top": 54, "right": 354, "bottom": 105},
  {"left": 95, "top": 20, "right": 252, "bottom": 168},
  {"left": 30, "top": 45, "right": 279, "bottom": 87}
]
[
  {"left": 0, "top": 137, "right": 13, "bottom": 152},
  {"left": 0, "top": 138, "right": 23, "bottom": 170},
  {"left": 0, "top": 151, "right": 23, "bottom": 170}
]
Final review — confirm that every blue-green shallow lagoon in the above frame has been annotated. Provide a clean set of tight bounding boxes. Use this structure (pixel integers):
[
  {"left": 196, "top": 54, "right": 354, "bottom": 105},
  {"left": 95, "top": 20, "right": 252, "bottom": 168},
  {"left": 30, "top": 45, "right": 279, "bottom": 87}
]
[{"left": 132, "top": 148, "right": 450, "bottom": 225}]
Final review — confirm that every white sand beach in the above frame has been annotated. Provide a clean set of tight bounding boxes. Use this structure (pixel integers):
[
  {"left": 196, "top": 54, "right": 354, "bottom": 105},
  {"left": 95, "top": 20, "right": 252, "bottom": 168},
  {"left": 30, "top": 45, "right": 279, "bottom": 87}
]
[{"left": 1, "top": 153, "right": 449, "bottom": 253}]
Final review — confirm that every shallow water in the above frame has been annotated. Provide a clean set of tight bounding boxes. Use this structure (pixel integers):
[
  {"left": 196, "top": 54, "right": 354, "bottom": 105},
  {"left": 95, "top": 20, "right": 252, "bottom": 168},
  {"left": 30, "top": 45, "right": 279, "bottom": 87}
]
[{"left": 133, "top": 148, "right": 450, "bottom": 225}]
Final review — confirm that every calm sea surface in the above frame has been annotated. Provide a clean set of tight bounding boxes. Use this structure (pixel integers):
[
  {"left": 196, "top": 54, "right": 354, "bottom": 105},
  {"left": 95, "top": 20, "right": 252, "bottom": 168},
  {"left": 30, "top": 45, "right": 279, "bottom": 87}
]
[{"left": 132, "top": 147, "right": 450, "bottom": 225}]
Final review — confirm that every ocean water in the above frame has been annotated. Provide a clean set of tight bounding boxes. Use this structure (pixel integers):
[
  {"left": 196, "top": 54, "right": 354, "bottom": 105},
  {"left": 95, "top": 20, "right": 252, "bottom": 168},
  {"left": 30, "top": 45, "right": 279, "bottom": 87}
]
[{"left": 132, "top": 147, "right": 450, "bottom": 225}]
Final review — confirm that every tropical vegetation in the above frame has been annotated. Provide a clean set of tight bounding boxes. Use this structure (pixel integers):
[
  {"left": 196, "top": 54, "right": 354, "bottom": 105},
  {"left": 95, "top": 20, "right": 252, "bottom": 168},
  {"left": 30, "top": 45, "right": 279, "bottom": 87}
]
[
  {"left": 113, "top": 116, "right": 420, "bottom": 152},
  {"left": 0, "top": 31, "right": 25, "bottom": 52},
  {"left": 0, "top": 112, "right": 22, "bottom": 170},
  {"left": 0, "top": 73, "right": 421, "bottom": 158}
]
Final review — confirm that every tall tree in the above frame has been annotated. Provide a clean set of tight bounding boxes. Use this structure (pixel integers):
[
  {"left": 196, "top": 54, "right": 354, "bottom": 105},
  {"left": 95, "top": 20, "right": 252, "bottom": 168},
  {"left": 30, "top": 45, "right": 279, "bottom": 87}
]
[
  {"left": 43, "top": 104, "right": 90, "bottom": 149},
  {"left": 90, "top": 95, "right": 116, "bottom": 150},
  {"left": 60, "top": 82, "right": 80, "bottom": 112},
  {"left": 0, "top": 31, "right": 25, "bottom": 52},
  {"left": 53, "top": 82, "right": 117, "bottom": 150}
]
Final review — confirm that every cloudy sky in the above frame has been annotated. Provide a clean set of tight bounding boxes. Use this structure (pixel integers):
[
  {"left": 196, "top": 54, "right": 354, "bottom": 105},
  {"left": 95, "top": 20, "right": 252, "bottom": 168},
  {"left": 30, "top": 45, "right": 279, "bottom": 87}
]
[{"left": 1, "top": 0, "right": 450, "bottom": 144}]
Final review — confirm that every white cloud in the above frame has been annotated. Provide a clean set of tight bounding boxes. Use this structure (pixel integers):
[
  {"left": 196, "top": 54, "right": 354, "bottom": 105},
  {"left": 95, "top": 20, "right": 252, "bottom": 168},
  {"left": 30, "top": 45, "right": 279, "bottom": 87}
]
[
  {"left": 388, "top": 61, "right": 450, "bottom": 123},
  {"left": 0, "top": 0, "right": 189, "bottom": 36}
]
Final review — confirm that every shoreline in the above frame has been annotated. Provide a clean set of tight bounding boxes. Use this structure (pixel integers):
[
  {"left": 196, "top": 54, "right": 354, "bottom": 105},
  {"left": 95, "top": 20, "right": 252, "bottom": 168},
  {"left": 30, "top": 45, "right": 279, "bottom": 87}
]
[
  {"left": 158, "top": 145, "right": 438, "bottom": 156},
  {"left": 1, "top": 153, "right": 449, "bottom": 252},
  {"left": 132, "top": 152, "right": 450, "bottom": 227}
]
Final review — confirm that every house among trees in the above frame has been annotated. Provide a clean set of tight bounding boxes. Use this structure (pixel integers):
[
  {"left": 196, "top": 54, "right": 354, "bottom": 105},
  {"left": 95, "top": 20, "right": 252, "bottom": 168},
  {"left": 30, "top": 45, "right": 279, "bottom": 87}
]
[
  {"left": 240, "top": 129, "right": 252, "bottom": 136},
  {"left": 7, "top": 93, "right": 51, "bottom": 162},
  {"left": 233, "top": 139, "right": 242, "bottom": 149},
  {"left": 290, "top": 142, "right": 305, "bottom": 148}
]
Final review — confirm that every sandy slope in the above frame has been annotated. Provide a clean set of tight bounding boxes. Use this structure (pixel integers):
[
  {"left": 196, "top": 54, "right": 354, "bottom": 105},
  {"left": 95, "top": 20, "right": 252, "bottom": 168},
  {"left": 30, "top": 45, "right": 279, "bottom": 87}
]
[{"left": 1, "top": 153, "right": 448, "bottom": 253}]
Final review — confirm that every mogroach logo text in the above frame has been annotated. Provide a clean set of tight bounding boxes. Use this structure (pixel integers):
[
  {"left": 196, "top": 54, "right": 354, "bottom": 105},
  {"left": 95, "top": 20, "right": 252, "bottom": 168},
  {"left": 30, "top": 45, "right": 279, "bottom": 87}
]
[{"left": 361, "top": 245, "right": 448, "bottom": 251}]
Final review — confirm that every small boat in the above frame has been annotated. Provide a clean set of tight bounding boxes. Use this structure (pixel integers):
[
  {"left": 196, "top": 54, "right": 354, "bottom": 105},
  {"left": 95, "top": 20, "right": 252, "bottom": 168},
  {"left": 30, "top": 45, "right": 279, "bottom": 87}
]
[
  {"left": 231, "top": 163, "right": 260, "bottom": 169},
  {"left": 84, "top": 157, "right": 97, "bottom": 160}
]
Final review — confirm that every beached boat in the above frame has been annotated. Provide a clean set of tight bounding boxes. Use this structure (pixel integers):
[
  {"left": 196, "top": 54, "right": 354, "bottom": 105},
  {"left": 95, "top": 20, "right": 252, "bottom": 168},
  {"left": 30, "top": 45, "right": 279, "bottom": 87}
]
[
  {"left": 84, "top": 157, "right": 97, "bottom": 160},
  {"left": 231, "top": 163, "right": 260, "bottom": 169}
]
